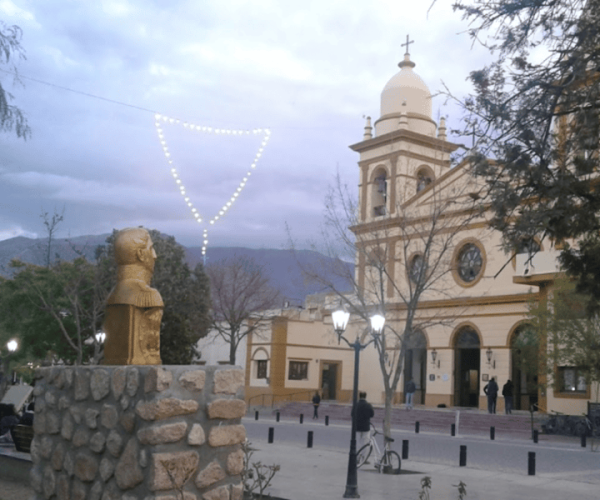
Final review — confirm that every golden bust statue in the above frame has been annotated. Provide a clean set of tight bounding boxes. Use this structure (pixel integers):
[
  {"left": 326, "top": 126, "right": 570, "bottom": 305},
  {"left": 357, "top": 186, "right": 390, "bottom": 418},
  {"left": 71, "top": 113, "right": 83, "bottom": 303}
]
[{"left": 103, "top": 228, "right": 163, "bottom": 365}]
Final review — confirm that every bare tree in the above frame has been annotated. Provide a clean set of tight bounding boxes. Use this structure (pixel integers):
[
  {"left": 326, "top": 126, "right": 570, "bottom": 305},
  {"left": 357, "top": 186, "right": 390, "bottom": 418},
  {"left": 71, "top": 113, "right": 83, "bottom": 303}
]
[
  {"left": 293, "top": 165, "right": 483, "bottom": 438},
  {"left": 40, "top": 207, "right": 65, "bottom": 268},
  {"left": 206, "top": 256, "right": 281, "bottom": 365}
]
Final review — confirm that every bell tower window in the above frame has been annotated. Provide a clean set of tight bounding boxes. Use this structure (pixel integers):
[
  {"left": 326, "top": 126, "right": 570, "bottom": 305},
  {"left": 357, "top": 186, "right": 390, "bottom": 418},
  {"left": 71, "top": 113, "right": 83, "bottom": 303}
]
[
  {"left": 372, "top": 168, "right": 387, "bottom": 217},
  {"left": 416, "top": 166, "right": 434, "bottom": 193}
]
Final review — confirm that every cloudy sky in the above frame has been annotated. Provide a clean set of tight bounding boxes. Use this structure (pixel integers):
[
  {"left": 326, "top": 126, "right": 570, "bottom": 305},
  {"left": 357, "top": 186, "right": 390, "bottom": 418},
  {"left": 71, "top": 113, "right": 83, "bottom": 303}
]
[{"left": 0, "top": 0, "right": 492, "bottom": 252}]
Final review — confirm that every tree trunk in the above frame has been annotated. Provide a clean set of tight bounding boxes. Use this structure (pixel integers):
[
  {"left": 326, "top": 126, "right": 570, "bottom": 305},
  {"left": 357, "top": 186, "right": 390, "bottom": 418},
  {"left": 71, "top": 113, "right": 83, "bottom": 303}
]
[
  {"left": 383, "top": 389, "right": 394, "bottom": 440},
  {"left": 229, "top": 340, "right": 237, "bottom": 365}
]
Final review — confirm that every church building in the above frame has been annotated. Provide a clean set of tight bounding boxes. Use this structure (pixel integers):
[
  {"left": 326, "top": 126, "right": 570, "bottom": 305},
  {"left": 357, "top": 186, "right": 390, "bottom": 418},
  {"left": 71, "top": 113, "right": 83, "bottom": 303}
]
[{"left": 242, "top": 45, "right": 594, "bottom": 416}]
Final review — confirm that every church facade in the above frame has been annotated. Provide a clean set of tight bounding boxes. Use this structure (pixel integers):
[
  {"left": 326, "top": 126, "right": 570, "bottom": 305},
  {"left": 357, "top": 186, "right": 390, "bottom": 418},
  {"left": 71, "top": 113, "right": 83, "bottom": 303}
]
[{"left": 243, "top": 49, "right": 595, "bottom": 416}]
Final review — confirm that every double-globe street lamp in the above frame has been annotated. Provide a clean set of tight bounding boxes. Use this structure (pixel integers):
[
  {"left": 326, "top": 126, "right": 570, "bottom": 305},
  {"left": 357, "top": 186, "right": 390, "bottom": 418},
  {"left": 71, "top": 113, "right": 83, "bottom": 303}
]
[{"left": 332, "top": 305, "right": 385, "bottom": 499}]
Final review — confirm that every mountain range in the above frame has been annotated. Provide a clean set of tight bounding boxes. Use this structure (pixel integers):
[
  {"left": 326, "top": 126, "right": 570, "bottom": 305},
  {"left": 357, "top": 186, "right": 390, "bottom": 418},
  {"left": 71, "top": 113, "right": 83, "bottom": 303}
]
[{"left": 0, "top": 234, "right": 353, "bottom": 304}]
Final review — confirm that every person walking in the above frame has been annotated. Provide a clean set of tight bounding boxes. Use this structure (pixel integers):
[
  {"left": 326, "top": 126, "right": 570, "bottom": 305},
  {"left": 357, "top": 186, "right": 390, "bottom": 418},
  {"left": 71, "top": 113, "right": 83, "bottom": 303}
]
[
  {"left": 502, "top": 379, "right": 514, "bottom": 415},
  {"left": 484, "top": 377, "right": 499, "bottom": 414},
  {"left": 354, "top": 391, "right": 374, "bottom": 449},
  {"left": 405, "top": 378, "right": 416, "bottom": 410},
  {"left": 312, "top": 391, "right": 321, "bottom": 419}
]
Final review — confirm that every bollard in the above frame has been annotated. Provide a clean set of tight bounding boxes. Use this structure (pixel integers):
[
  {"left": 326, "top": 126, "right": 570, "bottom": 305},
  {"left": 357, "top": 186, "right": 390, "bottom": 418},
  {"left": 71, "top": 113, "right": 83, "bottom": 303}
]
[
  {"left": 255, "top": 410, "right": 259, "bottom": 421},
  {"left": 300, "top": 414, "right": 304, "bottom": 424},
  {"left": 415, "top": 421, "right": 420, "bottom": 434},
  {"left": 307, "top": 431, "right": 313, "bottom": 448},
  {"left": 490, "top": 426, "right": 495, "bottom": 440},
  {"left": 402, "top": 439, "right": 409, "bottom": 460},
  {"left": 459, "top": 445, "right": 467, "bottom": 467},
  {"left": 528, "top": 452, "right": 535, "bottom": 476},
  {"left": 268, "top": 427, "right": 274, "bottom": 444},
  {"left": 533, "top": 430, "right": 538, "bottom": 443},
  {"left": 276, "top": 411, "right": 280, "bottom": 422},
  {"left": 451, "top": 424, "right": 456, "bottom": 437},
  {"left": 581, "top": 433, "right": 587, "bottom": 448},
  {"left": 325, "top": 415, "right": 329, "bottom": 426}
]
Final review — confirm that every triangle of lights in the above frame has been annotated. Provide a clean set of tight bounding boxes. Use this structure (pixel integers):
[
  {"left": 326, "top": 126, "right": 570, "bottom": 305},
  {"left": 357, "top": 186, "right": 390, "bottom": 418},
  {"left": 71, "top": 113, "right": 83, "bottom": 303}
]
[{"left": 154, "top": 114, "right": 271, "bottom": 256}]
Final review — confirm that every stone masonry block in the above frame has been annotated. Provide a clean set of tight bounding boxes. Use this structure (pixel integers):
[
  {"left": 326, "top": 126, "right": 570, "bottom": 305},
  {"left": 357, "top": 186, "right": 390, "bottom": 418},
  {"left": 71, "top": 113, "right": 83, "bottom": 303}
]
[
  {"left": 213, "top": 369, "right": 244, "bottom": 395},
  {"left": 151, "top": 450, "right": 200, "bottom": 491},
  {"left": 115, "top": 438, "right": 144, "bottom": 490},
  {"left": 202, "top": 485, "right": 230, "bottom": 500},
  {"left": 187, "top": 423, "right": 206, "bottom": 446},
  {"left": 179, "top": 370, "right": 206, "bottom": 391},
  {"left": 208, "top": 425, "right": 246, "bottom": 447},
  {"left": 136, "top": 398, "right": 199, "bottom": 421},
  {"left": 207, "top": 399, "right": 246, "bottom": 420},
  {"left": 90, "top": 369, "right": 111, "bottom": 401},
  {"left": 144, "top": 366, "right": 173, "bottom": 393},
  {"left": 138, "top": 421, "right": 188, "bottom": 445},
  {"left": 226, "top": 449, "right": 244, "bottom": 475},
  {"left": 194, "top": 461, "right": 226, "bottom": 489}
]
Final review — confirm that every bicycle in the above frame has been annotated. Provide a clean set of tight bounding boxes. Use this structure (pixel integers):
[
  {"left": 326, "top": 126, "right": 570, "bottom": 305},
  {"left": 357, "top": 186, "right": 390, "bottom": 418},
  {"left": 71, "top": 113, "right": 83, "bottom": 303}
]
[{"left": 356, "top": 424, "right": 401, "bottom": 473}]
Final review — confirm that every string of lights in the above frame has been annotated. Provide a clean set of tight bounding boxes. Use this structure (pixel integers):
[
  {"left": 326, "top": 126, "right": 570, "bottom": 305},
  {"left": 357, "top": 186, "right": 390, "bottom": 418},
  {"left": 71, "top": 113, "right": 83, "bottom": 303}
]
[{"left": 154, "top": 114, "right": 271, "bottom": 257}]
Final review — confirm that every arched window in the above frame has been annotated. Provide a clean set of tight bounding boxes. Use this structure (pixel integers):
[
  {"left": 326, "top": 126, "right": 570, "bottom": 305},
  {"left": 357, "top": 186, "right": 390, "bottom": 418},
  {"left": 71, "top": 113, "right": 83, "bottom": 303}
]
[
  {"left": 372, "top": 168, "right": 387, "bottom": 217},
  {"left": 416, "top": 167, "right": 434, "bottom": 193}
]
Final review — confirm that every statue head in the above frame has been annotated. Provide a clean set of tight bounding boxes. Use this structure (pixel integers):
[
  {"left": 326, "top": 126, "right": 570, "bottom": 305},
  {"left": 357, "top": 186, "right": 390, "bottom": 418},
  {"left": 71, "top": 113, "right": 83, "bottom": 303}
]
[{"left": 114, "top": 227, "right": 157, "bottom": 274}]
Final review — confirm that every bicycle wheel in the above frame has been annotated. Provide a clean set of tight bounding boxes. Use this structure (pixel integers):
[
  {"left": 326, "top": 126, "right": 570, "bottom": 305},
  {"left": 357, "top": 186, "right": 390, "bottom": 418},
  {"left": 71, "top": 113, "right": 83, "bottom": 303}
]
[
  {"left": 356, "top": 444, "right": 371, "bottom": 469},
  {"left": 382, "top": 450, "right": 401, "bottom": 473}
]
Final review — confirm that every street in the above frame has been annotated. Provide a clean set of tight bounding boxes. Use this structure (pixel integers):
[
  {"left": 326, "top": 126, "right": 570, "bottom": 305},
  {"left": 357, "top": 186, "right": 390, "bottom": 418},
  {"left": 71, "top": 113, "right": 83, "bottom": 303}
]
[{"left": 243, "top": 417, "right": 600, "bottom": 479}]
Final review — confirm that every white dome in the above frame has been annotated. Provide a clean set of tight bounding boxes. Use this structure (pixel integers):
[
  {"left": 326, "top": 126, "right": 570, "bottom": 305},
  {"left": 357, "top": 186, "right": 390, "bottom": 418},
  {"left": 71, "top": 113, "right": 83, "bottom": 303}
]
[{"left": 375, "top": 54, "right": 436, "bottom": 137}]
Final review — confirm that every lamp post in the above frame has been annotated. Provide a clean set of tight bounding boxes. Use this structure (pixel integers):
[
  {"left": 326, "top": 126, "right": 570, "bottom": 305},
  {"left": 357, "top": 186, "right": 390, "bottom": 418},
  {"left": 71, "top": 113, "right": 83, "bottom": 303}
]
[
  {"left": 332, "top": 305, "right": 385, "bottom": 499},
  {"left": 2, "top": 339, "right": 19, "bottom": 388}
]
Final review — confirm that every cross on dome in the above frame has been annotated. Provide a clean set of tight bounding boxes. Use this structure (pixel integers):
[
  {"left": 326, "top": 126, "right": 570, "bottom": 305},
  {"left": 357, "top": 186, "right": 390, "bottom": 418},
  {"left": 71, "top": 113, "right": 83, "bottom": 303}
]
[{"left": 401, "top": 35, "right": 414, "bottom": 56}]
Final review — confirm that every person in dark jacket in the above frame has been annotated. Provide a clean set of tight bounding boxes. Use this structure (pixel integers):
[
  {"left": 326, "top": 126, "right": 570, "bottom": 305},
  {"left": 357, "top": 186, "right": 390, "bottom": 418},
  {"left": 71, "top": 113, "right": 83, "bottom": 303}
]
[
  {"left": 312, "top": 391, "right": 321, "bottom": 419},
  {"left": 484, "top": 377, "right": 499, "bottom": 414},
  {"left": 502, "top": 380, "right": 514, "bottom": 415},
  {"left": 405, "top": 378, "right": 416, "bottom": 410},
  {"left": 353, "top": 391, "right": 374, "bottom": 448},
  {"left": 0, "top": 404, "right": 19, "bottom": 443}
]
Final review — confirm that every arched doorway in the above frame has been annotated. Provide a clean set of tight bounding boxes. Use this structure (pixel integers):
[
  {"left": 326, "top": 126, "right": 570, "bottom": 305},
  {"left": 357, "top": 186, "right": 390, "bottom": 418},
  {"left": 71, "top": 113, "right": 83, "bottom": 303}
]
[
  {"left": 510, "top": 324, "right": 539, "bottom": 410},
  {"left": 403, "top": 329, "right": 427, "bottom": 404},
  {"left": 453, "top": 326, "right": 481, "bottom": 407}
]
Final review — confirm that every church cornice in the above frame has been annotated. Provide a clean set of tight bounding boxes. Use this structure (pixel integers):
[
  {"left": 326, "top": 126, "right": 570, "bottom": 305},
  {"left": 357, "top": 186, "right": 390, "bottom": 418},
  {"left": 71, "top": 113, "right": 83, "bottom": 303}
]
[
  {"left": 350, "top": 127, "right": 460, "bottom": 155},
  {"left": 357, "top": 148, "right": 451, "bottom": 169}
]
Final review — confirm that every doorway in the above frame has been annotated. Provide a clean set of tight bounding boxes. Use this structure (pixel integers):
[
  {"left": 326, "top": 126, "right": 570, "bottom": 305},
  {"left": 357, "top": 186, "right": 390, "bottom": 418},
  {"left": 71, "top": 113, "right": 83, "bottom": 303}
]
[
  {"left": 321, "top": 362, "right": 339, "bottom": 400},
  {"left": 404, "top": 329, "right": 427, "bottom": 404},
  {"left": 454, "top": 327, "right": 481, "bottom": 407},
  {"left": 511, "top": 324, "right": 539, "bottom": 410}
]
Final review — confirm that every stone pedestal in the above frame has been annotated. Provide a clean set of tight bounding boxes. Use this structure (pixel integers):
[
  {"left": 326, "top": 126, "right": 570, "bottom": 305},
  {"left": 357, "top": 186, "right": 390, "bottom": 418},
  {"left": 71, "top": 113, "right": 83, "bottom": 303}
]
[{"left": 30, "top": 365, "right": 246, "bottom": 500}]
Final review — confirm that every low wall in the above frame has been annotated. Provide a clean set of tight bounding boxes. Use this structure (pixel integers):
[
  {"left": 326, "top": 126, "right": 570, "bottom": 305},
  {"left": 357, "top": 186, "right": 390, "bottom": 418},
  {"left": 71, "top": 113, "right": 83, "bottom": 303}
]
[{"left": 30, "top": 365, "right": 246, "bottom": 500}]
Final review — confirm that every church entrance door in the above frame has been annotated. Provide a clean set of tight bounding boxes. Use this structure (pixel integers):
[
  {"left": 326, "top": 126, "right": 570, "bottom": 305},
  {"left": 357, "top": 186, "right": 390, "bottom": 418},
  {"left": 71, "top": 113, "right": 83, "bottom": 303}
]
[
  {"left": 510, "top": 324, "right": 539, "bottom": 410},
  {"left": 321, "top": 362, "right": 339, "bottom": 400},
  {"left": 403, "top": 330, "right": 427, "bottom": 404},
  {"left": 453, "top": 327, "right": 481, "bottom": 407}
]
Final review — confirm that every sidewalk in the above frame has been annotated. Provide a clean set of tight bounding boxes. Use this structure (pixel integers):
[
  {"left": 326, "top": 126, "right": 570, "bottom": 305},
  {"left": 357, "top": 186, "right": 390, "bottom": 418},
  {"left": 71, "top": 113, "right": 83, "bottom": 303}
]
[{"left": 248, "top": 442, "right": 600, "bottom": 500}]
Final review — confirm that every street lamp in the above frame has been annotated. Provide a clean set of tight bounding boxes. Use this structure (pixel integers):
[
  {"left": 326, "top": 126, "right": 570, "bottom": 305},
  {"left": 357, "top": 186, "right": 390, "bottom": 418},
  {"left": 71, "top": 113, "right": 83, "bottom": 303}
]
[
  {"left": 333, "top": 304, "right": 385, "bottom": 498},
  {"left": 5, "top": 339, "right": 19, "bottom": 385},
  {"left": 7, "top": 340, "right": 18, "bottom": 353}
]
